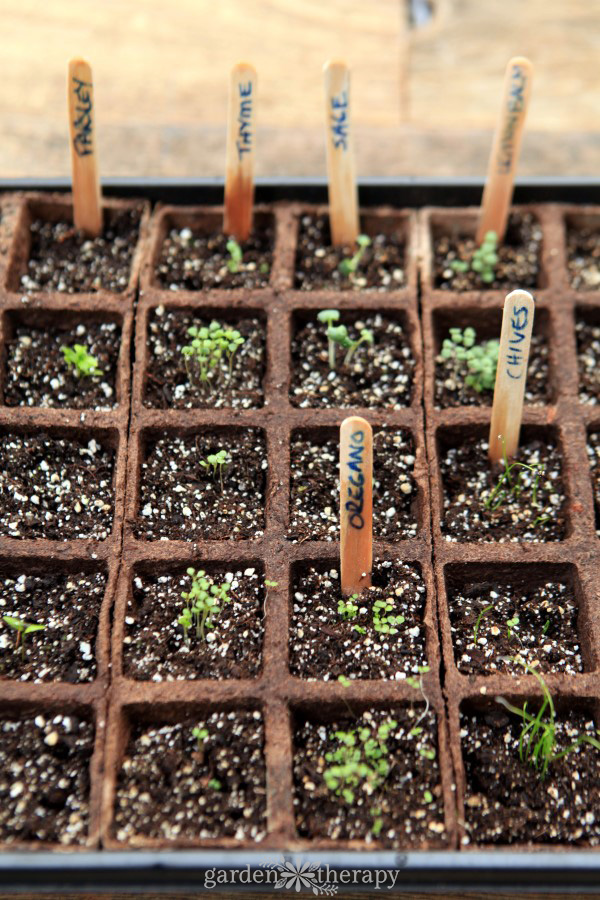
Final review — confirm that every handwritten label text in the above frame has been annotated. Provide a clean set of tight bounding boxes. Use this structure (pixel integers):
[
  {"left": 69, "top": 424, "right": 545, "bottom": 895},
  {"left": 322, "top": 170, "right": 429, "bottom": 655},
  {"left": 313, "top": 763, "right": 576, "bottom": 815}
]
[
  {"left": 496, "top": 64, "right": 528, "bottom": 174},
  {"left": 71, "top": 76, "right": 94, "bottom": 158},
  {"left": 344, "top": 429, "right": 365, "bottom": 529},
  {"left": 236, "top": 81, "right": 253, "bottom": 162},
  {"left": 330, "top": 90, "right": 349, "bottom": 151},
  {"left": 505, "top": 302, "right": 530, "bottom": 379}
]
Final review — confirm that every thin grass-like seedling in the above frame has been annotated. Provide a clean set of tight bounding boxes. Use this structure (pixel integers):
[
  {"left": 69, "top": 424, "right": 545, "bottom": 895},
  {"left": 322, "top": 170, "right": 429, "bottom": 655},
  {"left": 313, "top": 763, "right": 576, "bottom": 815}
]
[
  {"left": 340, "top": 416, "right": 372, "bottom": 596},
  {"left": 323, "top": 60, "right": 359, "bottom": 246},
  {"left": 473, "top": 604, "right": 493, "bottom": 644},
  {"left": 67, "top": 58, "right": 102, "bottom": 237},
  {"left": 224, "top": 62, "right": 257, "bottom": 241}
]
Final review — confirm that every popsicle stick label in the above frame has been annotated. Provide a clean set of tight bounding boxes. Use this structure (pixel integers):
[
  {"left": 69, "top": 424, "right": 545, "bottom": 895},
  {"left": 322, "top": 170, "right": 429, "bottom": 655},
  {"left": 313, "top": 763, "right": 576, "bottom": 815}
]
[
  {"left": 324, "top": 60, "right": 359, "bottom": 247},
  {"left": 224, "top": 62, "right": 257, "bottom": 242},
  {"left": 68, "top": 58, "right": 102, "bottom": 237},
  {"left": 340, "top": 416, "right": 372, "bottom": 595},
  {"left": 477, "top": 57, "right": 533, "bottom": 244},
  {"left": 489, "top": 289, "right": 535, "bottom": 463}
]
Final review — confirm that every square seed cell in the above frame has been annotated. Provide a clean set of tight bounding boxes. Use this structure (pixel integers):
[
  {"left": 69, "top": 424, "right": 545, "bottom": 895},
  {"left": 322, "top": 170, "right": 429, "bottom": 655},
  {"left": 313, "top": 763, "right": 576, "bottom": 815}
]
[
  {"left": 288, "top": 428, "right": 418, "bottom": 542},
  {"left": 123, "top": 564, "right": 264, "bottom": 681},
  {"left": 144, "top": 307, "right": 266, "bottom": 410},
  {"left": 290, "top": 310, "right": 415, "bottom": 409},
  {"left": 0, "top": 431, "right": 115, "bottom": 540},
  {"left": 136, "top": 428, "right": 267, "bottom": 541},
  {"left": 113, "top": 710, "right": 267, "bottom": 843},
  {"left": 566, "top": 214, "right": 600, "bottom": 290},
  {"left": 293, "top": 707, "right": 446, "bottom": 845},
  {"left": 3, "top": 311, "right": 121, "bottom": 410},
  {"left": 290, "top": 560, "right": 427, "bottom": 681}
]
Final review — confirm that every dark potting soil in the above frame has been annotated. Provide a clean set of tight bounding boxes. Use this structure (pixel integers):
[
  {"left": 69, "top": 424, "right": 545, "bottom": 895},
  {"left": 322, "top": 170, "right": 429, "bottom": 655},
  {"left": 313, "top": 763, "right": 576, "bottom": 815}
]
[
  {"left": 433, "top": 213, "right": 542, "bottom": 291},
  {"left": 435, "top": 331, "right": 549, "bottom": 408},
  {"left": 448, "top": 580, "right": 582, "bottom": 676},
  {"left": 4, "top": 321, "right": 120, "bottom": 410},
  {"left": 439, "top": 436, "right": 566, "bottom": 543},
  {"left": 0, "top": 572, "right": 106, "bottom": 683},
  {"left": 156, "top": 226, "right": 273, "bottom": 291},
  {"left": 22, "top": 209, "right": 141, "bottom": 294},
  {"left": 586, "top": 431, "right": 600, "bottom": 534},
  {"left": 566, "top": 223, "right": 600, "bottom": 290},
  {"left": 0, "top": 434, "right": 114, "bottom": 540},
  {"left": 576, "top": 319, "right": 600, "bottom": 404},
  {"left": 113, "top": 711, "right": 267, "bottom": 843},
  {"left": 288, "top": 430, "right": 417, "bottom": 542},
  {"left": 0, "top": 712, "right": 93, "bottom": 845},
  {"left": 123, "top": 567, "right": 264, "bottom": 681},
  {"left": 461, "top": 707, "right": 600, "bottom": 845},
  {"left": 290, "top": 313, "right": 415, "bottom": 409},
  {"left": 136, "top": 429, "right": 267, "bottom": 541},
  {"left": 144, "top": 307, "right": 265, "bottom": 409},
  {"left": 290, "top": 561, "right": 427, "bottom": 681},
  {"left": 293, "top": 708, "right": 445, "bottom": 845},
  {"left": 294, "top": 215, "right": 406, "bottom": 291}
]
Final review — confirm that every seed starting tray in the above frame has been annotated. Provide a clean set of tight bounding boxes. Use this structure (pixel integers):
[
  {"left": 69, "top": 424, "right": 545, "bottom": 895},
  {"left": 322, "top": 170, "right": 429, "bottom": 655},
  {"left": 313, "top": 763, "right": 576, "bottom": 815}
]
[{"left": 1, "top": 179, "right": 600, "bottom": 895}]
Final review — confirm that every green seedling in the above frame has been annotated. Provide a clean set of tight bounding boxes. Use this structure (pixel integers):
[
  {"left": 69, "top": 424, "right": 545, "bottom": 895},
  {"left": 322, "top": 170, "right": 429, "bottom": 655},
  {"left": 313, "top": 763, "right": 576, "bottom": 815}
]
[
  {"left": 337, "top": 675, "right": 351, "bottom": 687},
  {"left": 473, "top": 604, "right": 493, "bottom": 644},
  {"left": 484, "top": 438, "right": 547, "bottom": 526},
  {"left": 439, "top": 327, "right": 499, "bottom": 394},
  {"left": 263, "top": 578, "right": 278, "bottom": 616},
  {"left": 226, "top": 237, "right": 243, "bottom": 273},
  {"left": 2, "top": 616, "right": 45, "bottom": 660},
  {"left": 451, "top": 230, "right": 498, "bottom": 284},
  {"left": 180, "top": 568, "right": 231, "bottom": 642},
  {"left": 338, "top": 595, "right": 359, "bottom": 621},
  {"left": 182, "top": 320, "right": 246, "bottom": 389},
  {"left": 407, "top": 665, "right": 431, "bottom": 737},
  {"left": 496, "top": 661, "right": 600, "bottom": 779},
  {"left": 208, "top": 778, "right": 222, "bottom": 790},
  {"left": 317, "top": 309, "right": 374, "bottom": 370},
  {"left": 192, "top": 726, "right": 209, "bottom": 754},
  {"left": 506, "top": 614, "right": 520, "bottom": 641},
  {"left": 61, "top": 344, "right": 102, "bottom": 378},
  {"left": 200, "top": 450, "right": 230, "bottom": 492},
  {"left": 542, "top": 619, "right": 551, "bottom": 635},
  {"left": 323, "top": 718, "right": 397, "bottom": 805},
  {"left": 338, "top": 234, "right": 372, "bottom": 277},
  {"left": 372, "top": 598, "right": 405, "bottom": 635}
]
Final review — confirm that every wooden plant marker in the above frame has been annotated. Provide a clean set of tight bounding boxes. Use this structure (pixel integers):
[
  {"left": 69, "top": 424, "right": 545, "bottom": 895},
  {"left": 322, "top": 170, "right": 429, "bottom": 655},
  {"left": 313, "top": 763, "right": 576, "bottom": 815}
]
[
  {"left": 489, "top": 289, "right": 535, "bottom": 464},
  {"left": 324, "top": 60, "right": 359, "bottom": 246},
  {"left": 224, "top": 62, "right": 257, "bottom": 242},
  {"left": 340, "top": 416, "right": 373, "bottom": 596},
  {"left": 477, "top": 56, "right": 533, "bottom": 244},
  {"left": 67, "top": 58, "right": 102, "bottom": 237}
]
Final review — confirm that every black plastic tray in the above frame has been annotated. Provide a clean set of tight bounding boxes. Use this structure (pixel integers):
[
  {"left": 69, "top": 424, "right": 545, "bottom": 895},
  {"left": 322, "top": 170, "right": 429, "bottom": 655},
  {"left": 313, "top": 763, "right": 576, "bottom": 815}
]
[{"left": 1, "top": 177, "right": 600, "bottom": 896}]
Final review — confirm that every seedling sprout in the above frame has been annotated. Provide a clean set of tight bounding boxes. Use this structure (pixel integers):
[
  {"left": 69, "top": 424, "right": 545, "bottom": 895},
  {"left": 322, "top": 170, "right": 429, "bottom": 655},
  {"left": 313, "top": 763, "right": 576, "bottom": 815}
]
[
  {"left": 439, "top": 327, "right": 499, "bottom": 393},
  {"left": 323, "top": 718, "right": 397, "bottom": 806},
  {"left": 200, "top": 450, "right": 230, "bottom": 492},
  {"left": 181, "top": 321, "right": 245, "bottom": 391},
  {"left": 226, "top": 237, "right": 243, "bottom": 273},
  {"left": 451, "top": 231, "right": 499, "bottom": 284},
  {"left": 61, "top": 343, "right": 103, "bottom": 378},
  {"left": 318, "top": 310, "right": 374, "bottom": 371},
  {"left": 2, "top": 616, "right": 45, "bottom": 660},
  {"left": 473, "top": 604, "right": 493, "bottom": 644},
  {"left": 180, "top": 568, "right": 231, "bottom": 643},
  {"left": 338, "top": 234, "right": 372, "bottom": 277}
]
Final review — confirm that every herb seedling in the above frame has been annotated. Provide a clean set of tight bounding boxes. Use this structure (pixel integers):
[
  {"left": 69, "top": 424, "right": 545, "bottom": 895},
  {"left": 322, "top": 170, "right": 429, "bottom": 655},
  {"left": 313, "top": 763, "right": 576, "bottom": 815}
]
[
  {"left": 182, "top": 321, "right": 246, "bottom": 390},
  {"left": 484, "top": 438, "right": 547, "bottom": 525},
  {"left": 439, "top": 327, "right": 499, "bottom": 393},
  {"left": 373, "top": 598, "right": 404, "bottom": 635},
  {"left": 317, "top": 309, "right": 374, "bottom": 371},
  {"left": 451, "top": 230, "right": 499, "bottom": 284},
  {"left": 192, "top": 726, "right": 209, "bottom": 754},
  {"left": 338, "top": 234, "right": 371, "bottom": 277},
  {"left": 407, "top": 665, "right": 431, "bottom": 738},
  {"left": 338, "top": 595, "right": 359, "bottom": 621},
  {"left": 506, "top": 614, "right": 520, "bottom": 641},
  {"left": 473, "top": 604, "right": 493, "bottom": 644},
  {"left": 226, "top": 237, "right": 243, "bottom": 273},
  {"left": 2, "top": 616, "right": 45, "bottom": 660},
  {"left": 496, "top": 662, "right": 600, "bottom": 779},
  {"left": 542, "top": 619, "right": 551, "bottom": 635},
  {"left": 61, "top": 343, "right": 102, "bottom": 378},
  {"left": 200, "top": 450, "right": 230, "bottom": 492},
  {"left": 323, "top": 718, "right": 397, "bottom": 804},
  {"left": 180, "top": 568, "right": 231, "bottom": 642}
]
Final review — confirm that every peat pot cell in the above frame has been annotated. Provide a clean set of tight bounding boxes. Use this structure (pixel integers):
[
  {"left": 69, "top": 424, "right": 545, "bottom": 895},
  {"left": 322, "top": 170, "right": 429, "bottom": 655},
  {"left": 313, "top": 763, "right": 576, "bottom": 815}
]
[
  {"left": 4, "top": 312, "right": 121, "bottom": 410},
  {"left": 113, "top": 710, "right": 266, "bottom": 843},
  {"left": 155, "top": 213, "right": 274, "bottom": 291},
  {"left": 0, "top": 568, "right": 106, "bottom": 682},
  {"left": 290, "top": 310, "right": 415, "bottom": 409},
  {"left": 0, "top": 709, "right": 94, "bottom": 846},
  {"left": 0, "top": 431, "right": 115, "bottom": 541},
  {"left": 460, "top": 701, "right": 600, "bottom": 845},
  {"left": 290, "top": 560, "right": 427, "bottom": 681},
  {"left": 566, "top": 214, "right": 600, "bottom": 291},
  {"left": 293, "top": 707, "right": 446, "bottom": 846},
  {"left": 585, "top": 430, "right": 600, "bottom": 534},
  {"left": 19, "top": 206, "right": 142, "bottom": 295},
  {"left": 123, "top": 564, "right": 264, "bottom": 681},
  {"left": 438, "top": 427, "right": 566, "bottom": 543},
  {"left": 445, "top": 564, "right": 586, "bottom": 677},
  {"left": 294, "top": 213, "right": 407, "bottom": 292},
  {"left": 144, "top": 307, "right": 266, "bottom": 410},
  {"left": 576, "top": 309, "right": 600, "bottom": 404},
  {"left": 289, "top": 428, "right": 417, "bottom": 542},
  {"left": 433, "top": 212, "right": 542, "bottom": 292},
  {"left": 433, "top": 308, "right": 551, "bottom": 408},
  {"left": 136, "top": 428, "right": 267, "bottom": 541}
]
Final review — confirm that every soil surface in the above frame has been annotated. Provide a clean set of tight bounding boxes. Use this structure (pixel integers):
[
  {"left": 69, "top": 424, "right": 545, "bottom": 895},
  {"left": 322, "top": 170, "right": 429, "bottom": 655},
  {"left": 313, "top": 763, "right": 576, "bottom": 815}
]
[
  {"left": 448, "top": 579, "right": 582, "bottom": 676},
  {"left": 136, "top": 429, "right": 266, "bottom": 541},
  {"left": 156, "top": 226, "right": 273, "bottom": 291},
  {"left": 123, "top": 567, "right": 264, "bottom": 681},
  {"left": 113, "top": 711, "right": 266, "bottom": 842},
  {"left": 576, "top": 319, "right": 600, "bottom": 403},
  {"left": 433, "top": 213, "right": 542, "bottom": 291},
  {"left": 435, "top": 331, "right": 549, "bottom": 408},
  {"left": 461, "top": 706, "right": 600, "bottom": 845},
  {"left": 0, "top": 572, "right": 106, "bottom": 682},
  {"left": 566, "top": 223, "right": 600, "bottom": 290},
  {"left": 22, "top": 209, "right": 141, "bottom": 294},
  {"left": 144, "top": 307, "right": 265, "bottom": 409},
  {"left": 293, "top": 708, "right": 445, "bottom": 845},
  {"left": 294, "top": 215, "right": 406, "bottom": 291},
  {"left": 4, "top": 321, "right": 120, "bottom": 410},
  {"left": 288, "top": 429, "right": 417, "bottom": 542},
  {"left": 290, "top": 313, "right": 415, "bottom": 409},
  {"left": 0, "top": 434, "right": 114, "bottom": 540},
  {"left": 290, "top": 561, "right": 427, "bottom": 681},
  {"left": 586, "top": 431, "right": 600, "bottom": 534},
  {"left": 439, "top": 436, "right": 566, "bottom": 543},
  {"left": 0, "top": 712, "right": 93, "bottom": 845}
]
